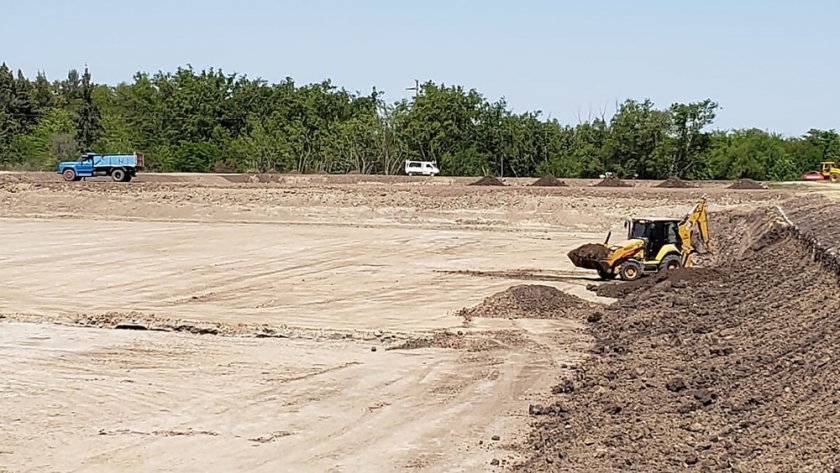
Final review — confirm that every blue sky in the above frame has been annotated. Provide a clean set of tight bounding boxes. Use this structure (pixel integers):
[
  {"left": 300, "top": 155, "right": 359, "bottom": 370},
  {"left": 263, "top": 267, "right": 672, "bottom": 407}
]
[{"left": 3, "top": 0, "right": 837, "bottom": 135}]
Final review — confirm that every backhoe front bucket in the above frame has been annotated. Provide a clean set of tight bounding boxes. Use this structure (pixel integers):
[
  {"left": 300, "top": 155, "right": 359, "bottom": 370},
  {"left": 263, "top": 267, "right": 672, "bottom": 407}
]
[{"left": 568, "top": 243, "right": 610, "bottom": 270}]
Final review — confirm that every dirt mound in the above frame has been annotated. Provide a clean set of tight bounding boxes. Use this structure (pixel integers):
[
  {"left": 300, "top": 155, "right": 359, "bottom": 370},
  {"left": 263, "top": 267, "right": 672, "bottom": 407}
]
[
  {"left": 520, "top": 201, "right": 840, "bottom": 472},
  {"left": 567, "top": 244, "right": 608, "bottom": 268},
  {"left": 469, "top": 176, "right": 505, "bottom": 186},
  {"left": 593, "top": 267, "right": 729, "bottom": 299},
  {"left": 389, "top": 330, "right": 527, "bottom": 351},
  {"left": 594, "top": 175, "right": 631, "bottom": 187},
  {"left": 728, "top": 178, "right": 766, "bottom": 189},
  {"left": 530, "top": 175, "right": 568, "bottom": 187},
  {"left": 457, "top": 285, "right": 594, "bottom": 320},
  {"left": 656, "top": 176, "right": 691, "bottom": 188}
]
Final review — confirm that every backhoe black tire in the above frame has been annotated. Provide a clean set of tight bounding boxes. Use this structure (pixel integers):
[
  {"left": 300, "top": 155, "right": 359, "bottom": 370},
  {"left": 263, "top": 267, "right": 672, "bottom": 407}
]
[
  {"left": 112, "top": 169, "right": 126, "bottom": 182},
  {"left": 830, "top": 172, "right": 840, "bottom": 183},
  {"left": 62, "top": 169, "right": 76, "bottom": 182},
  {"left": 659, "top": 255, "right": 682, "bottom": 272},
  {"left": 619, "top": 260, "right": 643, "bottom": 281},
  {"left": 597, "top": 268, "right": 617, "bottom": 280}
]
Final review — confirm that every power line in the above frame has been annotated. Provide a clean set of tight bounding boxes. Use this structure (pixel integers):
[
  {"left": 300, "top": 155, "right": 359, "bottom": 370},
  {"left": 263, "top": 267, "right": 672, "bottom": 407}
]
[{"left": 406, "top": 79, "right": 419, "bottom": 97}]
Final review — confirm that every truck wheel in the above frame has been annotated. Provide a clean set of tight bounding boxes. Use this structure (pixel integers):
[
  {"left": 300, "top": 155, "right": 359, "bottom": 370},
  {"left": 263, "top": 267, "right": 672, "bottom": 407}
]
[
  {"left": 62, "top": 169, "right": 76, "bottom": 182},
  {"left": 112, "top": 169, "right": 126, "bottom": 182},
  {"left": 830, "top": 173, "right": 840, "bottom": 183}
]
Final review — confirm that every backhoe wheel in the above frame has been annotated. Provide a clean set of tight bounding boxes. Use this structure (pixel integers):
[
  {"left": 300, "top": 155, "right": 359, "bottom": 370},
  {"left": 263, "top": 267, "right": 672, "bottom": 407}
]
[
  {"left": 62, "top": 169, "right": 76, "bottom": 182},
  {"left": 619, "top": 261, "right": 643, "bottom": 281},
  {"left": 830, "top": 173, "right": 840, "bottom": 183},
  {"left": 597, "top": 268, "right": 617, "bottom": 280},
  {"left": 112, "top": 169, "right": 126, "bottom": 182},
  {"left": 659, "top": 255, "right": 682, "bottom": 272}
]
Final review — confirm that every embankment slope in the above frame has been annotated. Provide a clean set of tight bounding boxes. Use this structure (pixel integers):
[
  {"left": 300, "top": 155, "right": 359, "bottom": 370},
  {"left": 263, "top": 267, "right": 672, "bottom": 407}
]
[{"left": 520, "top": 195, "right": 840, "bottom": 472}]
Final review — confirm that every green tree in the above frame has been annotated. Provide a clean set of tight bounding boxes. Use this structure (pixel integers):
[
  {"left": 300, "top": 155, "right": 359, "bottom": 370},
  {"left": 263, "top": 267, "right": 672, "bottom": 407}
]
[
  {"left": 75, "top": 67, "right": 102, "bottom": 151},
  {"left": 0, "top": 61, "right": 836, "bottom": 180}
]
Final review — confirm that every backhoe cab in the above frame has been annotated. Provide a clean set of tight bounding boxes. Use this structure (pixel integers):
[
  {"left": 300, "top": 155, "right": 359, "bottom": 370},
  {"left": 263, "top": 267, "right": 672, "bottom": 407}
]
[{"left": 570, "top": 198, "right": 711, "bottom": 281}]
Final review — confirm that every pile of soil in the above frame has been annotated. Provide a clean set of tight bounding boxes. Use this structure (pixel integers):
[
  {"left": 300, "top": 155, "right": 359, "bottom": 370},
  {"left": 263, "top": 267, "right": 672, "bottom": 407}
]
[
  {"left": 530, "top": 175, "right": 568, "bottom": 187},
  {"left": 389, "top": 330, "right": 527, "bottom": 351},
  {"left": 728, "top": 178, "right": 766, "bottom": 189},
  {"left": 457, "top": 285, "right": 594, "bottom": 320},
  {"left": 594, "top": 175, "right": 631, "bottom": 187},
  {"left": 469, "top": 176, "right": 505, "bottom": 186},
  {"left": 593, "top": 267, "right": 729, "bottom": 299},
  {"left": 567, "top": 244, "right": 609, "bottom": 268},
  {"left": 656, "top": 176, "right": 691, "bottom": 188},
  {"left": 519, "top": 199, "right": 840, "bottom": 472}
]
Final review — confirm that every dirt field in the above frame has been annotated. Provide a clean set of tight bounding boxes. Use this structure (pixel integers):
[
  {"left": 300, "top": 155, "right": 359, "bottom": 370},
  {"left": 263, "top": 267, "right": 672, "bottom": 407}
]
[{"left": 0, "top": 172, "right": 834, "bottom": 472}]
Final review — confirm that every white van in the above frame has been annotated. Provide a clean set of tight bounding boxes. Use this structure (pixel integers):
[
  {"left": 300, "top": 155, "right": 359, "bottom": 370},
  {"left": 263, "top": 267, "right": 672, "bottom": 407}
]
[{"left": 405, "top": 160, "right": 440, "bottom": 176}]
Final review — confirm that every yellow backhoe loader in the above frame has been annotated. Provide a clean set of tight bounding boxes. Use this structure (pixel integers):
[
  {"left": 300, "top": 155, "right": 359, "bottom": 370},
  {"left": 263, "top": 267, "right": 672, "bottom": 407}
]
[{"left": 568, "top": 198, "right": 712, "bottom": 281}]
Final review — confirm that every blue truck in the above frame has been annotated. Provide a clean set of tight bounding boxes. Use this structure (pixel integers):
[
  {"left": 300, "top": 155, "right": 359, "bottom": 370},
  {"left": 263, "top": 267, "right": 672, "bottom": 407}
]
[{"left": 58, "top": 152, "right": 145, "bottom": 182}]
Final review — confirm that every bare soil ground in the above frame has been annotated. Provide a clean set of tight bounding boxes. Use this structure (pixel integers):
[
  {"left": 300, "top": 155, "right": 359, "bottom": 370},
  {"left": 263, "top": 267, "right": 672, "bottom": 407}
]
[
  {"left": 0, "top": 171, "right": 827, "bottom": 472},
  {"left": 521, "top": 195, "right": 840, "bottom": 472}
]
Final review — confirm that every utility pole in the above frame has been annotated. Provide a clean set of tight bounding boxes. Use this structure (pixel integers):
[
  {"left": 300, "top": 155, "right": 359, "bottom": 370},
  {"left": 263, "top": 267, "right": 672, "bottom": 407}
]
[{"left": 406, "top": 79, "right": 419, "bottom": 97}]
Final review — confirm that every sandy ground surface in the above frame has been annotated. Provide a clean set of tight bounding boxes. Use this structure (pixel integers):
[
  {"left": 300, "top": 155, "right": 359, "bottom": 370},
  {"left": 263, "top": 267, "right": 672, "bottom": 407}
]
[
  {"left": 0, "top": 172, "right": 822, "bottom": 472},
  {"left": 0, "top": 218, "right": 604, "bottom": 332},
  {"left": 0, "top": 321, "right": 585, "bottom": 473}
]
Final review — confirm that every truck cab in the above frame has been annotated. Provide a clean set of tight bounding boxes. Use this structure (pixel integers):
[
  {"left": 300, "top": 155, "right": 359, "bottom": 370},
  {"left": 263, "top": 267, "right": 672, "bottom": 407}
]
[
  {"left": 58, "top": 152, "right": 144, "bottom": 182},
  {"left": 405, "top": 160, "right": 440, "bottom": 176}
]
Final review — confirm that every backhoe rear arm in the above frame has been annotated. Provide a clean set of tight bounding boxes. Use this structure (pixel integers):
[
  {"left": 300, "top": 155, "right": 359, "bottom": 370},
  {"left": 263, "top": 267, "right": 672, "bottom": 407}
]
[{"left": 679, "top": 198, "right": 712, "bottom": 266}]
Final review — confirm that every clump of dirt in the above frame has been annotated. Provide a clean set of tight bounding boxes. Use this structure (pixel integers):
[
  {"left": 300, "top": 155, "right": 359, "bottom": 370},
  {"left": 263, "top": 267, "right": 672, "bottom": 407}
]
[
  {"left": 593, "top": 267, "right": 729, "bottom": 299},
  {"left": 530, "top": 175, "right": 568, "bottom": 187},
  {"left": 469, "top": 176, "right": 505, "bottom": 186},
  {"left": 656, "top": 176, "right": 692, "bottom": 188},
  {"left": 594, "top": 175, "right": 631, "bottom": 187},
  {"left": 389, "top": 330, "right": 527, "bottom": 351},
  {"left": 519, "top": 199, "right": 840, "bottom": 472},
  {"left": 567, "top": 244, "right": 608, "bottom": 267},
  {"left": 457, "top": 285, "right": 594, "bottom": 320},
  {"left": 728, "top": 178, "right": 766, "bottom": 189}
]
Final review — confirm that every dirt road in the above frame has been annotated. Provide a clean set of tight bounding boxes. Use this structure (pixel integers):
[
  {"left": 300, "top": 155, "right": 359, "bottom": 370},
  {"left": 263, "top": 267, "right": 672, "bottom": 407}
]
[{"left": 0, "top": 173, "right": 800, "bottom": 472}]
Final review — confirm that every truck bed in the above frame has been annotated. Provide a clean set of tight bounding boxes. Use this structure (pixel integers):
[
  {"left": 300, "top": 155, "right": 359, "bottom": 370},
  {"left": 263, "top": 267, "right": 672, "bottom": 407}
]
[{"left": 94, "top": 153, "right": 144, "bottom": 168}]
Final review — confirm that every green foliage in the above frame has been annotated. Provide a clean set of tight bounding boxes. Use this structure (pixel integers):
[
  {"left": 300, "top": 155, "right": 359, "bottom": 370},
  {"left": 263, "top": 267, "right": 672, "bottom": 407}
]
[
  {"left": 0, "top": 62, "right": 837, "bottom": 180},
  {"left": 75, "top": 67, "right": 102, "bottom": 151}
]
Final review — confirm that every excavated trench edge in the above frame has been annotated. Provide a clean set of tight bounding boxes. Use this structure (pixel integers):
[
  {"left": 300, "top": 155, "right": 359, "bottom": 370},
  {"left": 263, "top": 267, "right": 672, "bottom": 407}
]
[
  {"left": 513, "top": 202, "right": 840, "bottom": 471},
  {"left": 775, "top": 204, "right": 840, "bottom": 276}
]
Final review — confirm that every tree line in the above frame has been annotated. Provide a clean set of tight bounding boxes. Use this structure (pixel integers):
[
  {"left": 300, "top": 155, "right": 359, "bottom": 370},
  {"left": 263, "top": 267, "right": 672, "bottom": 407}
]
[{"left": 1, "top": 63, "right": 838, "bottom": 180}]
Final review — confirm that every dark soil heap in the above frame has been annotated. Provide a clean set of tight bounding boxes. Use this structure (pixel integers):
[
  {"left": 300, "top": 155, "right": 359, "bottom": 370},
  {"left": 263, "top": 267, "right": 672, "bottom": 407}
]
[
  {"left": 457, "top": 284, "right": 594, "bottom": 320},
  {"left": 567, "top": 243, "right": 609, "bottom": 267},
  {"left": 728, "top": 178, "right": 766, "bottom": 189},
  {"left": 594, "top": 267, "right": 728, "bottom": 299},
  {"left": 531, "top": 175, "right": 568, "bottom": 187},
  {"left": 520, "top": 198, "right": 840, "bottom": 472},
  {"left": 656, "top": 176, "right": 691, "bottom": 188},
  {"left": 594, "top": 175, "right": 631, "bottom": 187},
  {"left": 469, "top": 176, "right": 505, "bottom": 186}
]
